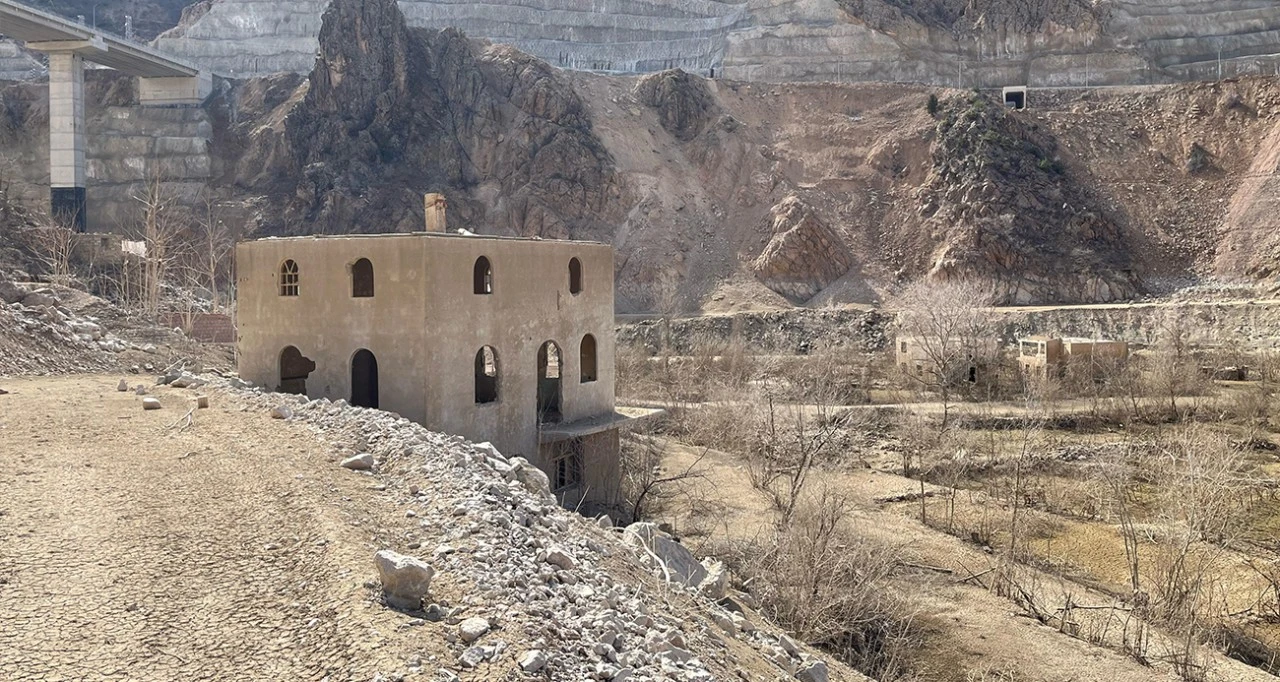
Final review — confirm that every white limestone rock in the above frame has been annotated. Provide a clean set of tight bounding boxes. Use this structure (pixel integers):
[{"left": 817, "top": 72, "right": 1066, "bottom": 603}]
[
  {"left": 270, "top": 405, "right": 293, "bottom": 419},
  {"left": 518, "top": 649, "right": 548, "bottom": 672},
  {"left": 458, "top": 617, "right": 490, "bottom": 643},
  {"left": 374, "top": 549, "right": 435, "bottom": 610},
  {"left": 340, "top": 453, "right": 375, "bottom": 470},
  {"left": 142, "top": 397, "right": 162, "bottom": 410}
]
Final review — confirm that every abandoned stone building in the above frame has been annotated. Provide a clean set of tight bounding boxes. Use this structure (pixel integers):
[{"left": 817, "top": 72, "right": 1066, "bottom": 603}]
[
  {"left": 895, "top": 335, "right": 999, "bottom": 386},
  {"left": 236, "top": 216, "right": 634, "bottom": 511},
  {"left": 1018, "top": 336, "right": 1129, "bottom": 379}
]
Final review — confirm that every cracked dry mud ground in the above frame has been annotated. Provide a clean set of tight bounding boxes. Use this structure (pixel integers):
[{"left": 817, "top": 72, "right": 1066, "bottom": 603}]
[{"left": 0, "top": 375, "right": 440, "bottom": 681}]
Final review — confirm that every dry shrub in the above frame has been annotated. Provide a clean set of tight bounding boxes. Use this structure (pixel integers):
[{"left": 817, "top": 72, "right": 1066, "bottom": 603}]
[{"left": 717, "top": 490, "right": 920, "bottom": 679}]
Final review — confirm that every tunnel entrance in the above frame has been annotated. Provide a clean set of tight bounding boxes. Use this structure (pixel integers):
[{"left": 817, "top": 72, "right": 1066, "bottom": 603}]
[{"left": 1003, "top": 86, "right": 1027, "bottom": 110}]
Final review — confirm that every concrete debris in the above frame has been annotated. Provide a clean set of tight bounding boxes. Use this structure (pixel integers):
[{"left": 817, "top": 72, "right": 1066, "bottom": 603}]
[
  {"left": 373, "top": 549, "right": 435, "bottom": 610},
  {"left": 142, "top": 397, "right": 162, "bottom": 410},
  {"left": 340, "top": 453, "right": 375, "bottom": 470}
]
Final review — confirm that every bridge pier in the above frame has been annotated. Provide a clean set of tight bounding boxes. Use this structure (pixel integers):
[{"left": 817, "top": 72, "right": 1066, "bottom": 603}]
[{"left": 47, "top": 50, "right": 86, "bottom": 232}]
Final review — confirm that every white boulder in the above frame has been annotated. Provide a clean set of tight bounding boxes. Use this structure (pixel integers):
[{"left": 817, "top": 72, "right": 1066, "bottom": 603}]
[{"left": 374, "top": 549, "right": 434, "bottom": 610}]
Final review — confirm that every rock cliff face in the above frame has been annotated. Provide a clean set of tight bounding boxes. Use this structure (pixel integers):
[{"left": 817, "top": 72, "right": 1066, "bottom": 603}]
[
  {"left": 232, "top": 0, "right": 621, "bottom": 239},
  {"left": 902, "top": 93, "right": 1140, "bottom": 303},
  {"left": 752, "top": 196, "right": 855, "bottom": 303},
  {"left": 137, "top": 0, "right": 1280, "bottom": 85}
]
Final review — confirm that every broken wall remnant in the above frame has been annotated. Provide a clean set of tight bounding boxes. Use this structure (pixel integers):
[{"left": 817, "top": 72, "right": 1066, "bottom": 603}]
[{"left": 751, "top": 196, "right": 855, "bottom": 303}]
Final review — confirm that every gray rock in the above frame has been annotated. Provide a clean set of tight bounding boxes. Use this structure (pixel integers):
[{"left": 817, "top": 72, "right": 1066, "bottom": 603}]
[
  {"left": 0, "top": 280, "right": 24, "bottom": 304},
  {"left": 458, "top": 645, "right": 488, "bottom": 668},
  {"left": 545, "top": 547, "right": 577, "bottom": 571},
  {"left": 505, "top": 456, "right": 551, "bottom": 498},
  {"left": 142, "top": 397, "right": 162, "bottom": 410},
  {"left": 796, "top": 660, "right": 829, "bottom": 682},
  {"left": 518, "top": 649, "right": 547, "bottom": 672},
  {"left": 134, "top": 385, "right": 147, "bottom": 396},
  {"left": 21, "top": 291, "right": 57, "bottom": 308},
  {"left": 458, "top": 616, "right": 490, "bottom": 643},
  {"left": 117, "top": 378, "right": 129, "bottom": 392},
  {"left": 374, "top": 549, "right": 434, "bottom": 610},
  {"left": 698, "top": 559, "right": 729, "bottom": 600},
  {"left": 623, "top": 522, "right": 708, "bottom": 589},
  {"left": 270, "top": 405, "right": 293, "bottom": 419},
  {"left": 779, "top": 634, "right": 801, "bottom": 658},
  {"left": 340, "top": 453, "right": 375, "bottom": 470}
]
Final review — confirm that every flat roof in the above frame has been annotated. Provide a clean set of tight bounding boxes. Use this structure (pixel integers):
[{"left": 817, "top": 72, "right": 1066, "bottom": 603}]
[{"left": 242, "top": 232, "right": 607, "bottom": 247}]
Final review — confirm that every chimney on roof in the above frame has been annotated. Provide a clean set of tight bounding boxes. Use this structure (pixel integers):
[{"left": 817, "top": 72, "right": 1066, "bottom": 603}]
[{"left": 424, "top": 193, "right": 447, "bottom": 233}]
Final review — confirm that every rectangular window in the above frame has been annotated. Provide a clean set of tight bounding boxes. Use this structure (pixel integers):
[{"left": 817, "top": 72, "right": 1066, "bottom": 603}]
[{"left": 554, "top": 440, "right": 584, "bottom": 491}]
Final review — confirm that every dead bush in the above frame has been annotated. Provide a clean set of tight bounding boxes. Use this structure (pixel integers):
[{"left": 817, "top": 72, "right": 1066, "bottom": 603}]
[{"left": 716, "top": 490, "right": 921, "bottom": 679}]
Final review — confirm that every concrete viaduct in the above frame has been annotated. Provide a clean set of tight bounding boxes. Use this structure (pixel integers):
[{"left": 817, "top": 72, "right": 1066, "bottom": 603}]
[{"left": 0, "top": 0, "right": 210, "bottom": 230}]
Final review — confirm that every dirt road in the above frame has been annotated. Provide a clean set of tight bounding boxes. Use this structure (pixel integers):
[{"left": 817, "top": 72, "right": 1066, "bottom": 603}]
[{"left": 0, "top": 376, "right": 432, "bottom": 681}]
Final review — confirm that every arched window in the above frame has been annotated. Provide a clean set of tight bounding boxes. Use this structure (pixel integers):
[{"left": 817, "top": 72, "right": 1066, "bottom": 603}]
[
  {"left": 580, "top": 334, "right": 597, "bottom": 383},
  {"left": 475, "top": 346, "right": 499, "bottom": 404},
  {"left": 279, "top": 259, "right": 299, "bottom": 296},
  {"left": 352, "top": 257, "right": 374, "bottom": 297},
  {"left": 473, "top": 256, "right": 492, "bottom": 294},
  {"left": 537, "top": 341, "right": 562, "bottom": 423},
  {"left": 569, "top": 257, "right": 583, "bottom": 295}
]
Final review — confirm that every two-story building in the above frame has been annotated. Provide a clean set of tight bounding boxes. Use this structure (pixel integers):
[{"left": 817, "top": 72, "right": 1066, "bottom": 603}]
[{"left": 236, "top": 212, "right": 638, "bottom": 511}]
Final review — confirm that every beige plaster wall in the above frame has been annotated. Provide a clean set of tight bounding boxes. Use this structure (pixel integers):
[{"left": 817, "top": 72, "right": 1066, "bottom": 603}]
[{"left": 236, "top": 236, "right": 431, "bottom": 423}]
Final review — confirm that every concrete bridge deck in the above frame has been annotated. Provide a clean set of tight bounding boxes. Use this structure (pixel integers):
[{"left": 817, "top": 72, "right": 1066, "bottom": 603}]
[{"left": 0, "top": 0, "right": 201, "bottom": 77}]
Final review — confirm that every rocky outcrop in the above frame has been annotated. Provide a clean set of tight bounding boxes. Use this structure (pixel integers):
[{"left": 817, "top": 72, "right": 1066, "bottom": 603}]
[
  {"left": 752, "top": 196, "right": 855, "bottom": 304},
  {"left": 634, "top": 69, "right": 719, "bottom": 142},
  {"left": 233, "top": 0, "right": 621, "bottom": 238},
  {"left": 904, "top": 93, "right": 1140, "bottom": 304}
]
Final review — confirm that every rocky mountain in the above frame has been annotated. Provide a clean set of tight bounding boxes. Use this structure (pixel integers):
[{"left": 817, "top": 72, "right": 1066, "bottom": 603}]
[
  {"left": 228, "top": 0, "right": 622, "bottom": 241},
  {"left": 8, "top": 0, "right": 1280, "bottom": 309}
]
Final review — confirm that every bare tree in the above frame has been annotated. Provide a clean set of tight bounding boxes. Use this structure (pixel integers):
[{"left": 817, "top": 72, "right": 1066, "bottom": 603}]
[
  {"left": 131, "top": 173, "right": 191, "bottom": 320},
  {"left": 893, "top": 279, "right": 1000, "bottom": 430},
  {"left": 619, "top": 433, "right": 707, "bottom": 524},
  {"left": 189, "top": 192, "right": 235, "bottom": 313}
]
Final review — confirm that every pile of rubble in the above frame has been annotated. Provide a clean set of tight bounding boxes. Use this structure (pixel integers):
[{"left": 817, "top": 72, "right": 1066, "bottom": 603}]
[
  {"left": 0, "top": 281, "right": 120, "bottom": 374},
  {"left": 186, "top": 375, "right": 850, "bottom": 681}
]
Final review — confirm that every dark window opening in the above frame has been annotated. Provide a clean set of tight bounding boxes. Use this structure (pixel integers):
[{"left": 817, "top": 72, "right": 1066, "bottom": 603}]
[
  {"left": 475, "top": 346, "right": 499, "bottom": 404},
  {"left": 351, "top": 348, "right": 379, "bottom": 409},
  {"left": 278, "top": 345, "right": 315, "bottom": 395},
  {"left": 279, "top": 259, "right": 299, "bottom": 296},
  {"left": 580, "top": 334, "right": 597, "bottom": 383},
  {"left": 473, "top": 256, "right": 492, "bottom": 295},
  {"left": 1004, "top": 90, "right": 1026, "bottom": 110},
  {"left": 569, "top": 257, "right": 583, "bottom": 295},
  {"left": 968, "top": 366, "right": 977, "bottom": 383},
  {"left": 352, "top": 257, "right": 374, "bottom": 298},
  {"left": 537, "top": 341, "right": 562, "bottom": 424},
  {"left": 899, "top": 340, "right": 907, "bottom": 353},
  {"left": 554, "top": 439, "right": 584, "bottom": 491}
]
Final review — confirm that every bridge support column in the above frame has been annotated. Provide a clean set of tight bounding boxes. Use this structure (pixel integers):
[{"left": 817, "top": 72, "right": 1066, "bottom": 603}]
[{"left": 47, "top": 51, "right": 86, "bottom": 232}]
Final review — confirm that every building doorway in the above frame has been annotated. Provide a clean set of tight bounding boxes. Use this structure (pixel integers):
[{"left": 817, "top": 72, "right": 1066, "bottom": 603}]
[
  {"left": 537, "top": 341, "right": 562, "bottom": 424},
  {"left": 351, "top": 349, "right": 379, "bottom": 409},
  {"left": 278, "top": 345, "right": 315, "bottom": 395}
]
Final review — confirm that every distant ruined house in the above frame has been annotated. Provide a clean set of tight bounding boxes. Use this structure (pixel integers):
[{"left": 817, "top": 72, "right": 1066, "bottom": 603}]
[
  {"left": 1017, "top": 336, "right": 1129, "bottom": 380},
  {"left": 236, "top": 196, "right": 653, "bottom": 513}
]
